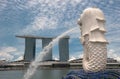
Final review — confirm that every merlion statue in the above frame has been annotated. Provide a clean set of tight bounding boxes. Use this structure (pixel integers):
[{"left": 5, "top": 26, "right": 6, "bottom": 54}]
[
  {"left": 78, "top": 7, "right": 108, "bottom": 72},
  {"left": 64, "top": 7, "right": 120, "bottom": 79}
]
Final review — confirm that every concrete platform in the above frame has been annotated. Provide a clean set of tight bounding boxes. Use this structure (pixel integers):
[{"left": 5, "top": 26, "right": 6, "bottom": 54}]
[{"left": 0, "top": 61, "right": 120, "bottom": 70}]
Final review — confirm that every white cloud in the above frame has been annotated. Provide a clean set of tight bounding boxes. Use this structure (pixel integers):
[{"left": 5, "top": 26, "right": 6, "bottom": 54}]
[
  {"left": 69, "top": 49, "right": 120, "bottom": 63},
  {"left": 25, "top": 0, "right": 83, "bottom": 8},
  {"left": 0, "top": 46, "right": 17, "bottom": 61},
  {"left": 53, "top": 56, "right": 59, "bottom": 60},
  {"left": 32, "top": 16, "right": 57, "bottom": 30},
  {"left": 25, "top": 0, "right": 39, "bottom": 8},
  {"left": 0, "top": 52, "right": 14, "bottom": 61},
  {"left": 69, "top": 52, "right": 83, "bottom": 61},
  {"left": 15, "top": 56, "right": 23, "bottom": 61},
  {"left": 0, "top": 0, "right": 7, "bottom": 12},
  {"left": 69, "top": 56, "right": 76, "bottom": 61},
  {"left": 0, "top": 46, "right": 17, "bottom": 53},
  {"left": 21, "top": 16, "right": 58, "bottom": 34},
  {"left": 108, "top": 49, "right": 120, "bottom": 62},
  {"left": 109, "top": 0, "right": 114, "bottom": 4},
  {"left": 20, "top": 0, "right": 83, "bottom": 35},
  {"left": 0, "top": 46, "right": 23, "bottom": 61},
  {"left": 70, "top": 0, "right": 82, "bottom": 6},
  {"left": 25, "top": 0, "right": 68, "bottom": 9}
]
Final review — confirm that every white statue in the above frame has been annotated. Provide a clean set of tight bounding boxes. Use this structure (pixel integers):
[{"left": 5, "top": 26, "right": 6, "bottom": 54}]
[{"left": 78, "top": 7, "right": 108, "bottom": 72}]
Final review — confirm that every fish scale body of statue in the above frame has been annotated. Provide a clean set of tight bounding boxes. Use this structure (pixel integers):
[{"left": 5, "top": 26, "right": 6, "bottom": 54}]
[{"left": 78, "top": 7, "right": 108, "bottom": 72}]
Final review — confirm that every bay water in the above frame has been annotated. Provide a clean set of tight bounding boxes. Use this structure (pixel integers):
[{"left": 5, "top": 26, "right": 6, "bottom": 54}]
[{"left": 0, "top": 69, "right": 78, "bottom": 79}]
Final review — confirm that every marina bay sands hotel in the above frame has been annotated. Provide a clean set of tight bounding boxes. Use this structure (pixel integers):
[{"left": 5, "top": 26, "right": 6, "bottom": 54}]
[{"left": 16, "top": 35, "right": 69, "bottom": 62}]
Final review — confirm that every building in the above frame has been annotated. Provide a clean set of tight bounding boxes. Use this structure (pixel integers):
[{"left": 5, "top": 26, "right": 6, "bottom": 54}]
[
  {"left": 59, "top": 36, "right": 69, "bottom": 62},
  {"left": 16, "top": 35, "right": 70, "bottom": 62}
]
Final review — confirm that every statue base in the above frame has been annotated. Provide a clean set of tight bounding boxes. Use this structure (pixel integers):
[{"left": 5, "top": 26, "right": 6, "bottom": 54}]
[{"left": 63, "top": 70, "right": 120, "bottom": 79}]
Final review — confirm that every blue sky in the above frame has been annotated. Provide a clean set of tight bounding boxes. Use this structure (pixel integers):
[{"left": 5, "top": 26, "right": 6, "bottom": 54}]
[{"left": 0, "top": 0, "right": 120, "bottom": 61}]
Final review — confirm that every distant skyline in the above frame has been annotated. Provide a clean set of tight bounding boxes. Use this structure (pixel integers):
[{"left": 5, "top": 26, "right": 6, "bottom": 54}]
[{"left": 0, "top": 0, "right": 120, "bottom": 61}]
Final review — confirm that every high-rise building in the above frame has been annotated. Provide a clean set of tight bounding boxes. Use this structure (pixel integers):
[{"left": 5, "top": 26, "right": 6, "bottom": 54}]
[
  {"left": 42, "top": 38, "right": 53, "bottom": 61},
  {"left": 16, "top": 35, "right": 70, "bottom": 62},
  {"left": 59, "top": 37, "right": 69, "bottom": 62},
  {"left": 24, "top": 38, "right": 36, "bottom": 62},
  {"left": 16, "top": 36, "right": 36, "bottom": 62},
  {"left": 16, "top": 35, "right": 53, "bottom": 62}
]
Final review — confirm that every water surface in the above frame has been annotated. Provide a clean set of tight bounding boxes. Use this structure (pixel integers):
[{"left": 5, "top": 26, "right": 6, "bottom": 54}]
[
  {"left": 0, "top": 69, "right": 75, "bottom": 79},
  {"left": 0, "top": 69, "right": 120, "bottom": 79}
]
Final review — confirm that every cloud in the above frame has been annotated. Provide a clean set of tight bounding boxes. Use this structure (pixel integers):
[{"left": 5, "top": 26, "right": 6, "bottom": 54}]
[
  {"left": 69, "top": 56, "right": 76, "bottom": 61},
  {"left": 69, "top": 52, "right": 83, "bottom": 61},
  {"left": 0, "top": 46, "right": 17, "bottom": 61},
  {"left": 0, "top": 46, "right": 23, "bottom": 61},
  {"left": 0, "top": 46, "right": 17, "bottom": 53},
  {"left": 25, "top": 0, "right": 82, "bottom": 9},
  {"left": 0, "top": 1, "right": 7, "bottom": 7},
  {"left": 69, "top": 49, "right": 120, "bottom": 63},
  {"left": 0, "top": 52, "right": 14, "bottom": 61},
  {"left": 15, "top": 56, "right": 23, "bottom": 61},
  {"left": 70, "top": 0, "right": 82, "bottom": 6},
  {"left": 109, "top": 0, "right": 114, "bottom": 4},
  {"left": 53, "top": 56, "right": 59, "bottom": 60},
  {"left": 19, "top": 0, "right": 84, "bottom": 35},
  {"left": 22, "top": 16, "right": 58, "bottom": 34},
  {"left": 108, "top": 49, "right": 120, "bottom": 62},
  {"left": 0, "top": 0, "right": 7, "bottom": 12},
  {"left": 32, "top": 17, "right": 57, "bottom": 30}
]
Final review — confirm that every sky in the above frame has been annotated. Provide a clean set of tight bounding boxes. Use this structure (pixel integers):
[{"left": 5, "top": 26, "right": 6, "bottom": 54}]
[{"left": 0, "top": 0, "right": 120, "bottom": 62}]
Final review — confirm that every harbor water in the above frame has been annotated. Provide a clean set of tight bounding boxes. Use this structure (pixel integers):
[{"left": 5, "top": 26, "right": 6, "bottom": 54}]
[
  {"left": 0, "top": 69, "right": 74, "bottom": 79},
  {"left": 0, "top": 69, "right": 120, "bottom": 79}
]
